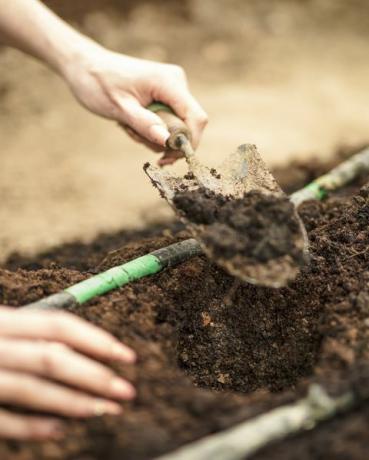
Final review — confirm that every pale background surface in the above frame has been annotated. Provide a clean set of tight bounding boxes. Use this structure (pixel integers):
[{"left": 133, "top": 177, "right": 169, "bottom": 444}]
[{"left": 1, "top": 0, "right": 368, "bottom": 261}]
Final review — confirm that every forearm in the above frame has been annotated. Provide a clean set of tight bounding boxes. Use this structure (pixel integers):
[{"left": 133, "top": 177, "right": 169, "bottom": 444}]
[
  {"left": 0, "top": 0, "right": 207, "bottom": 153},
  {"left": 0, "top": 0, "right": 101, "bottom": 76}
]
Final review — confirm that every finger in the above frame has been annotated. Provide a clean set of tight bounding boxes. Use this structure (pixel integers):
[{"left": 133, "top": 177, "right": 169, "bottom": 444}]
[
  {"left": 124, "top": 125, "right": 184, "bottom": 164},
  {"left": 158, "top": 157, "right": 176, "bottom": 167},
  {"left": 158, "top": 150, "right": 184, "bottom": 167},
  {"left": 120, "top": 124, "right": 164, "bottom": 153},
  {"left": 0, "top": 408, "right": 64, "bottom": 440},
  {"left": 115, "top": 96, "right": 170, "bottom": 147},
  {"left": 0, "top": 369, "right": 123, "bottom": 418},
  {"left": 0, "top": 339, "right": 135, "bottom": 400},
  {"left": 155, "top": 87, "right": 208, "bottom": 149},
  {"left": 0, "top": 306, "right": 136, "bottom": 364}
]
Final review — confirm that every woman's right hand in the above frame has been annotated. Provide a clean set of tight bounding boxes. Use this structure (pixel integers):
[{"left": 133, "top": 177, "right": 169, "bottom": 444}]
[{"left": 0, "top": 306, "right": 136, "bottom": 440}]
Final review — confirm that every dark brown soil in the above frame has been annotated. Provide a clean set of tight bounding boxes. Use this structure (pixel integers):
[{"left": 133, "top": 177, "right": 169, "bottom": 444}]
[
  {"left": 1, "top": 151, "right": 369, "bottom": 459},
  {"left": 173, "top": 188, "right": 305, "bottom": 266}
]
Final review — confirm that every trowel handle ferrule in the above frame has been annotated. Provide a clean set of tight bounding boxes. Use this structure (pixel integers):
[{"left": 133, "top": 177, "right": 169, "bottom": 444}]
[{"left": 148, "top": 102, "right": 192, "bottom": 151}]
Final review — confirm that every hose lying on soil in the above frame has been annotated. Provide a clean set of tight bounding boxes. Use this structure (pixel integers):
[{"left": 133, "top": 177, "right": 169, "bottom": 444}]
[
  {"left": 156, "top": 384, "right": 357, "bottom": 460},
  {"left": 290, "top": 146, "right": 369, "bottom": 205},
  {"left": 23, "top": 239, "right": 202, "bottom": 309},
  {"left": 23, "top": 146, "right": 369, "bottom": 310}
]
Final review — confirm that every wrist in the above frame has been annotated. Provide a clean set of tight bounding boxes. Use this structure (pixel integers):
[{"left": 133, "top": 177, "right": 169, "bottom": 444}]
[{"left": 52, "top": 34, "right": 105, "bottom": 81}]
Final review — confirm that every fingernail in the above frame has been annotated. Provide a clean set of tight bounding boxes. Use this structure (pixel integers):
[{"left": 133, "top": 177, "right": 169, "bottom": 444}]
[
  {"left": 93, "top": 400, "right": 122, "bottom": 416},
  {"left": 110, "top": 378, "right": 136, "bottom": 399},
  {"left": 112, "top": 343, "right": 136, "bottom": 363},
  {"left": 149, "top": 124, "right": 169, "bottom": 145}
]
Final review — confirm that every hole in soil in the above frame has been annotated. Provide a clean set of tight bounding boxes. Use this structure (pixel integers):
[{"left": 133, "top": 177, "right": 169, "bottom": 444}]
[
  {"left": 157, "top": 255, "right": 322, "bottom": 394},
  {"left": 154, "top": 170, "right": 369, "bottom": 395}
]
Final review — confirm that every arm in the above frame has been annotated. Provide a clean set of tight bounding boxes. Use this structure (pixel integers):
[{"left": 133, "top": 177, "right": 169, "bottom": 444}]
[
  {"left": 0, "top": 0, "right": 98, "bottom": 74},
  {"left": 0, "top": 0, "right": 208, "bottom": 164}
]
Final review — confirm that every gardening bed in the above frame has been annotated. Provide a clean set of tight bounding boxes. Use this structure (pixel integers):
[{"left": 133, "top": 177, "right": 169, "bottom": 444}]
[{"left": 1, "top": 147, "right": 369, "bottom": 459}]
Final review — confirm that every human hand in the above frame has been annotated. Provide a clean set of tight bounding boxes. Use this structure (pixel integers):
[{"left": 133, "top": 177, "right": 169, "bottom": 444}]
[
  {"left": 0, "top": 306, "right": 136, "bottom": 441},
  {"left": 0, "top": 0, "right": 207, "bottom": 164},
  {"left": 62, "top": 49, "right": 208, "bottom": 165}
]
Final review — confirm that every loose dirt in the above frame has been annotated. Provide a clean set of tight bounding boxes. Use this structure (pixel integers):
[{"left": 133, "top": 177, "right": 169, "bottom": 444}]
[
  {"left": 1, "top": 149, "right": 369, "bottom": 459},
  {"left": 173, "top": 188, "right": 304, "bottom": 266}
]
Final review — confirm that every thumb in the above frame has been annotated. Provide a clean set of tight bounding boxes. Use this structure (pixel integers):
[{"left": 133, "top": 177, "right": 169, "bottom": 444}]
[{"left": 117, "top": 97, "right": 170, "bottom": 147}]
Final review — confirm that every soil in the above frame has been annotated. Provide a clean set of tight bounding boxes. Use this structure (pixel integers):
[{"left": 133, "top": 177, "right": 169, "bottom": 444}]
[
  {"left": 1, "top": 150, "right": 369, "bottom": 459},
  {"left": 173, "top": 188, "right": 304, "bottom": 266}
]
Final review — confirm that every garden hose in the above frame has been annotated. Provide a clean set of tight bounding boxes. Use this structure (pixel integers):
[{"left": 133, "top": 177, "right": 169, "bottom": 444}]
[
  {"left": 23, "top": 147, "right": 369, "bottom": 310},
  {"left": 290, "top": 146, "right": 369, "bottom": 206},
  {"left": 23, "top": 239, "right": 202, "bottom": 309}
]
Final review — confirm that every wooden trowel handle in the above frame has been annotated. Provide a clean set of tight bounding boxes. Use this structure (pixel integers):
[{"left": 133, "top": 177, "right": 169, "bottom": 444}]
[{"left": 148, "top": 102, "right": 192, "bottom": 150}]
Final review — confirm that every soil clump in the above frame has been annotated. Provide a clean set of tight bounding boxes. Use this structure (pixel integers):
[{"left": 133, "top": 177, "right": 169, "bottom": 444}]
[{"left": 173, "top": 188, "right": 305, "bottom": 266}]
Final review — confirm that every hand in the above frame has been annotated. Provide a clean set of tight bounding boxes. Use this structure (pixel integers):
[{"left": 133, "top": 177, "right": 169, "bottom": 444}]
[
  {"left": 0, "top": 306, "right": 136, "bottom": 441},
  {"left": 63, "top": 49, "right": 208, "bottom": 165}
]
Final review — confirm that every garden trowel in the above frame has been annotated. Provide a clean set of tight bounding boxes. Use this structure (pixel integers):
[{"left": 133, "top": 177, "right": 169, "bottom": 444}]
[{"left": 144, "top": 103, "right": 309, "bottom": 287}]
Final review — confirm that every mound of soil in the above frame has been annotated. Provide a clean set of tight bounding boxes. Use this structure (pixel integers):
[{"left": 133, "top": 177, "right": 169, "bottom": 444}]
[
  {"left": 1, "top": 152, "right": 369, "bottom": 459},
  {"left": 173, "top": 188, "right": 305, "bottom": 266}
]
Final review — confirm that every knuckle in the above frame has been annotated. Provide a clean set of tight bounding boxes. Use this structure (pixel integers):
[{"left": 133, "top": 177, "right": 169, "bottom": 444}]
[
  {"left": 40, "top": 346, "right": 61, "bottom": 377},
  {"left": 198, "top": 112, "right": 209, "bottom": 127},
  {"left": 168, "top": 64, "right": 186, "bottom": 79}
]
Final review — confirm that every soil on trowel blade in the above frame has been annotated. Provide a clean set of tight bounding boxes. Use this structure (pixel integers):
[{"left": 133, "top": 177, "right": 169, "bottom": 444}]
[
  {"left": 173, "top": 188, "right": 305, "bottom": 266},
  {"left": 1, "top": 148, "right": 369, "bottom": 459}
]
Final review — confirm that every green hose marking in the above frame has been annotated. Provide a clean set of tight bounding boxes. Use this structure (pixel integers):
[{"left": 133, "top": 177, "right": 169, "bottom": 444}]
[
  {"left": 148, "top": 102, "right": 174, "bottom": 114},
  {"left": 305, "top": 182, "right": 327, "bottom": 200},
  {"left": 65, "top": 254, "right": 162, "bottom": 304}
]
